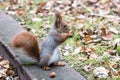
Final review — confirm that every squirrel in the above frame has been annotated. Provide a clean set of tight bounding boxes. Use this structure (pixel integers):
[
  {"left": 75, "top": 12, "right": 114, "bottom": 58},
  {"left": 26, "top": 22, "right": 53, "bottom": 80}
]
[{"left": 11, "top": 12, "right": 73, "bottom": 70}]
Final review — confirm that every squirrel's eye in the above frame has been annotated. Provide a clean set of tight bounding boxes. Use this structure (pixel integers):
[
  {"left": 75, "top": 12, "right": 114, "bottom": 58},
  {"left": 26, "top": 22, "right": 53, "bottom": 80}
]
[{"left": 63, "top": 25, "right": 66, "bottom": 28}]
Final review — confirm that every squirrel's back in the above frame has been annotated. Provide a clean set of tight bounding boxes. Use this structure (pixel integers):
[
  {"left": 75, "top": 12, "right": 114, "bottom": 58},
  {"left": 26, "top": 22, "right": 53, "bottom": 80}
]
[{"left": 11, "top": 32, "right": 40, "bottom": 60}]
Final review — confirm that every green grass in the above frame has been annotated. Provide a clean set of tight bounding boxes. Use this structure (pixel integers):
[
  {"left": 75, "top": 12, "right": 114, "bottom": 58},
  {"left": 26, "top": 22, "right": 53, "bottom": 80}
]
[
  {"left": 34, "top": 0, "right": 47, "bottom": 5},
  {"left": 95, "top": 46, "right": 108, "bottom": 55},
  {"left": 117, "top": 46, "right": 120, "bottom": 56}
]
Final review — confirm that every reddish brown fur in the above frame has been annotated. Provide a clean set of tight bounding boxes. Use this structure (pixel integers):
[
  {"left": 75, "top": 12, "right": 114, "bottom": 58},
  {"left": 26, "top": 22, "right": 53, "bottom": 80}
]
[{"left": 11, "top": 32, "right": 40, "bottom": 60}]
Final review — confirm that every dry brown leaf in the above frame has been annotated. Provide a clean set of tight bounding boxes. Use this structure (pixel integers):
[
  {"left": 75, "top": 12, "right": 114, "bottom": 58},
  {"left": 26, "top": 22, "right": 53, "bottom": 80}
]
[
  {"left": 6, "top": 69, "right": 15, "bottom": 76},
  {"left": 87, "top": 29, "right": 95, "bottom": 35},
  {"left": 112, "top": 64, "right": 119, "bottom": 69},
  {"left": 81, "top": 46, "right": 95, "bottom": 55},
  {"left": 27, "top": 1, "right": 33, "bottom": 6},
  {"left": 15, "top": 9, "right": 25, "bottom": 17},
  {"left": 102, "top": 31, "right": 114, "bottom": 40},
  {"left": 101, "top": 25, "right": 107, "bottom": 36},
  {"left": 37, "top": 2, "right": 47, "bottom": 7},
  {"left": 101, "top": 25, "right": 114, "bottom": 40},
  {"left": 81, "top": 46, "right": 87, "bottom": 53},
  {"left": 106, "top": 50, "right": 117, "bottom": 56},
  {"left": 84, "top": 35, "right": 93, "bottom": 42},
  {"left": 0, "top": 56, "right": 17, "bottom": 79},
  {"left": 117, "top": 70, "right": 120, "bottom": 76}
]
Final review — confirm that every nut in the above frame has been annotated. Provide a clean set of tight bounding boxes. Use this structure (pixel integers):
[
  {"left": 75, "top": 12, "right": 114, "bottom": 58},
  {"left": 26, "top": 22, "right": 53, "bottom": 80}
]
[{"left": 50, "top": 72, "right": 56, "bottom": 78}]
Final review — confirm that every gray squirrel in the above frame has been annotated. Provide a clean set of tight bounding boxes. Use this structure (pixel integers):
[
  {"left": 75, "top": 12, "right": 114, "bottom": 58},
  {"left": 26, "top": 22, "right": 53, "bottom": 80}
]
[{"left": 11, "top": 12, "right": 73, "bottom": 70}]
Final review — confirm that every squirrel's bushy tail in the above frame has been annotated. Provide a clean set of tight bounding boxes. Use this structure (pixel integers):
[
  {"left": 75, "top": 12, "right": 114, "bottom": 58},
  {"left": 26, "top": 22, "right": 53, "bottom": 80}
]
[{"left": 11, "top": 32, "right": 40, "bottom": 60}]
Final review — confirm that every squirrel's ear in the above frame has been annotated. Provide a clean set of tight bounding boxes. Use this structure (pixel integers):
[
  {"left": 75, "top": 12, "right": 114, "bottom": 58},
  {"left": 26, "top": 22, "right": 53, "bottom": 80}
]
[{"left": 54, "top": 11, "right": 62, "bottom": 28}]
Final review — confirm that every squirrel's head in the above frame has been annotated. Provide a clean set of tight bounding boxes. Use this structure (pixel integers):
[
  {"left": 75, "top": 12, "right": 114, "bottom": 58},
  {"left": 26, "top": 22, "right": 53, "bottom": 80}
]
[{"left": 54, "top": 12, "right": 70, "bottom": 34}]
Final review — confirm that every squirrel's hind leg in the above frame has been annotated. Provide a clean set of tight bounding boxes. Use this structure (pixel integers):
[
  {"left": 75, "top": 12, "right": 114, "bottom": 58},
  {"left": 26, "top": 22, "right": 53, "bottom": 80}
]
[
  {"left": 42, "top": 66, "right": 50, "bottom": 70},
  {"left": 39, "top": 54, "right": 51, "bottom": 70}
]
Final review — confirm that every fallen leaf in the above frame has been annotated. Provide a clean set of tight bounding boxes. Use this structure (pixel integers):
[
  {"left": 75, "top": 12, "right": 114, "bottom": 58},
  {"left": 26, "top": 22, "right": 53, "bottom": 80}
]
[
  {"left": 87, "top": 29, "right": 95, "bottom": 35},
  {"left": 79, "top": 31, "right": 84, "bottom": 37},
  {"left": 117, "top": 70, "right": 120, "bottom": 76},
  {"left": 5, "top": 76, "right": 14, "bottom": 80},
  {"left": 93, "top": 66, "right": 109, "bottom": 78},
  {"left": 106, "top": 50, "right": 117, "bottom": 56},
  {"left": 74, "top": 47, "right": 81, "bottom": 55},
  {"left": 101, "top": 25, "right": 107, "bottom": 36},
  {"left": 0, "top": 60, "right": 9, "bottom": 68},
  {"left": 90, "top": 35, "right": 98, "bottom": 39},
  {"left": 84, "top": 35, "right": 93, "bottom": 42},
  {"left": 89, "top": 53, "right": 98, "bottom": 59},
  {"left": 63, "top": 51, "right": 69, "bottom": 56},
  {"left": 93, "top": 38, "right": 101, "bottom": 43},
  {"left": 109, "top": 27, "right": 119, "bottom": 34},
  {"left": 6, "top": 11, "right": 16, "bottom": 15},
  {"left": 112, "top": 64, "right": 119, "bottom": 69},
  {"left": 0, "top": 69, "right": 7, "bottom": 78},
  {"left": 102, "top": 31, "right": 114, "bottom": 40},
  {"left": 76, "top": 14, "right": 86, "bottom": 20},
  {"left": 71, "top": 0, "right": 81, "bottom": 8},
  {"left": 37, "top": 2, "right": 47, "bottom": 7},
  {"left": 29, "top": 10, "right": 36, "bottom": 14},
  {"left": 45, "top": 1, "right": 54, "bottom": 10},
  {"left": 15, "top": 9, "right": 25, "bottom": 17},
  {"left": 83, "top": 65, "right": 92, "bottom": 72},
  {"left": 111, "top": 38, "right": 120, "bottom": 47},
  {"left": 78, "top": 56, "right": 87, "bottom": 61},
  {"left": 31, "top": 17, "right": 42, "bottom": 22},
  {"left": 98, "top": 9, "right": 110, "bottom": 16},
  {"left": 6, "top": 69, "right": 15, "bottom": 76},
  {"left": 81, "top": 46, "right": 95, "bottom": 54},
  {"left": 0, "top": 56, "right": 3, "bottom": 61},
  {"left": 80, "top": 46, "right": 87, "bottom": 53}
]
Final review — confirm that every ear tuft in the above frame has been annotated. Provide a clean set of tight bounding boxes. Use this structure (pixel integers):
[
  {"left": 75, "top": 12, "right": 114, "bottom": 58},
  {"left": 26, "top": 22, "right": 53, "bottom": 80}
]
[
  {"left": 55, "top": 11, "right": 62, "bottom": 21},
  {"left": 54, "top": 11, "right": 62, "bottom": 28}
]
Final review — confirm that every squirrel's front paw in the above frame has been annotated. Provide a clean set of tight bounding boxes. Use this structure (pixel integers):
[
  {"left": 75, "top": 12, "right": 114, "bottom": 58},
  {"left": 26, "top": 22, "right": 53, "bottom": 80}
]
[
  {"left": 54, "top": 61, "right": 65, "bottom": 66},
  {"left": 68, "top": 30, "right": 73, "bottom": 37}
]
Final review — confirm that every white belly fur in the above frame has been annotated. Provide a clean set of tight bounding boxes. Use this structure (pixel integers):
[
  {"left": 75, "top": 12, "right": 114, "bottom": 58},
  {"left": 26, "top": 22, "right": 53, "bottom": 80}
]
[{"left": 48, "top": 47, "right": 61, "bottom": 65}]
